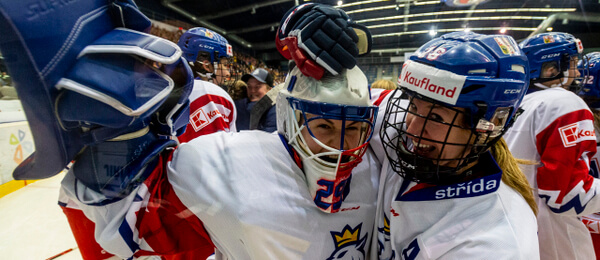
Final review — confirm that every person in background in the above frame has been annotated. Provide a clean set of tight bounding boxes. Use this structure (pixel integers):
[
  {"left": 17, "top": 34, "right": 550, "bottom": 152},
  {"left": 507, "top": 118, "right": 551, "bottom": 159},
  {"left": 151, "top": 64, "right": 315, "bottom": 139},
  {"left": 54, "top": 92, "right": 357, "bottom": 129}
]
[
  {"left": 576, "top": 51, "right": 600, "bottom": 259},
  {"left": 175, "top": 27, "right": 237, "bottom": 142},
  {"left": 371, "top": 79, "right": 397, "bottom": 90},
  {"left": 503, "top": 32, "right": 600, "bottom": 260},
  {"left": 372, "top": 31, "right": 539, "bottom": 259},
  {"left": 234, "top": 68, "right": 277, "bottom": 132},
  {"left": 227, "top": 79, "right": 248, "bottom": 101},
  {"left": 179, "top": 27, "right": 235, "bottom": 92}
]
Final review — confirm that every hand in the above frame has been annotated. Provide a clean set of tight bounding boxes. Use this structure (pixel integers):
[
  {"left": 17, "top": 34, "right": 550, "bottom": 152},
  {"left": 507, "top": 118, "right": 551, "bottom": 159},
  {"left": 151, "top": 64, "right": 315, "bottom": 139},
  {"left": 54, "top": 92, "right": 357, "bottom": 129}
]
[{"left": 276, "top": 4, "right": 372, "bottom": 79}]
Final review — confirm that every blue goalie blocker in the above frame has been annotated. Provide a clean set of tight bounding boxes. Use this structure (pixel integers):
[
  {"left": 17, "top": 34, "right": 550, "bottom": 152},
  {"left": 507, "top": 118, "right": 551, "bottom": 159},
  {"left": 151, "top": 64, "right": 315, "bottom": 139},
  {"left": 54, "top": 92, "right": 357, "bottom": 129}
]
[{"left": 0, "top": 0, "right": 193, "bottom": 188}]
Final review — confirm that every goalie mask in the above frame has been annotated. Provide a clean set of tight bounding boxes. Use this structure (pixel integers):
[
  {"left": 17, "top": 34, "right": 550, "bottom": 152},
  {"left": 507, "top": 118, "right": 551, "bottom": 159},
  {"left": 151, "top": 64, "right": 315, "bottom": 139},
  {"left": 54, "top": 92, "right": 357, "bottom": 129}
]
[
  {"left": 178, "top": 27, "right": 235, "bottom": 88},
  {"left": 277, "top": 66, "right": 377, "bottom": 213},
  {"left": 519, "top": 32, "right": 587, "bottom": 92},
  {"left": 381, "top": 32, "right": 528, "bottom": 185}
]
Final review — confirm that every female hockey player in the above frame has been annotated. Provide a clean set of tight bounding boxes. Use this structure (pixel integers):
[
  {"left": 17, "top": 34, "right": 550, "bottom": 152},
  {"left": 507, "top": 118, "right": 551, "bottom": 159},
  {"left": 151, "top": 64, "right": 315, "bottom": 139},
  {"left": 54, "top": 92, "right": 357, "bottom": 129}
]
[
  {"left": 576, "top": 51, "right": 600, "bottom": 259},
  {"left": 503, "top": 32, "right": 599, "bottom": 260},
  {"left": 372, "top": 31, "right": 540, "bottom": 259}
]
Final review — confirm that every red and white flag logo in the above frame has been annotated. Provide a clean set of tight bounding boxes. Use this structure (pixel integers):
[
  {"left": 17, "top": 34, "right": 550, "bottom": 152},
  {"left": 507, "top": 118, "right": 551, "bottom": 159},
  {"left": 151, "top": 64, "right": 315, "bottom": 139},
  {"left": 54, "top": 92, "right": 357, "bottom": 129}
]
[{"left": 558, "top": 120, "right": 596, "bottom": 147}]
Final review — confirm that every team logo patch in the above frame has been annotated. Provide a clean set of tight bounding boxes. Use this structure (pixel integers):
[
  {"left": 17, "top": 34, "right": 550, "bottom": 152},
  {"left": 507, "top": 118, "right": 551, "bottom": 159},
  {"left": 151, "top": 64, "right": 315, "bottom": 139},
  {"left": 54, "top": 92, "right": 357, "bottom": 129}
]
[
  {"left": 327, "top": 224, "right": 367, "bottom": 260},
  {"left": 558, "top": 120, "right": 596, "bottom": 147},
  {"left": 543, "top": 35, "right": 555, "bottom": 43},
  {"left": 398, "top": 60, "right": 466, "bottom": 105},
  {"left": 205, "top": 30, "right": 213, "bottom": 38},
  {"left": 377, "top": 214, "right": 395, "bottom": 260},
  {"left": 494, "top": 37, "right": 517, "bottom": 55}
]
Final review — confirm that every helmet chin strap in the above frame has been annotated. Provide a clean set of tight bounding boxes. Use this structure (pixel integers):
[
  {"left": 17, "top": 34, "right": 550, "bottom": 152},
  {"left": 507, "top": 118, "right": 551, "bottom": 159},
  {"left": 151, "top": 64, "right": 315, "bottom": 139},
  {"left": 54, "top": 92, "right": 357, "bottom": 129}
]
[{"left": 535, "top": 70, "right": 571, "bottom": 89}]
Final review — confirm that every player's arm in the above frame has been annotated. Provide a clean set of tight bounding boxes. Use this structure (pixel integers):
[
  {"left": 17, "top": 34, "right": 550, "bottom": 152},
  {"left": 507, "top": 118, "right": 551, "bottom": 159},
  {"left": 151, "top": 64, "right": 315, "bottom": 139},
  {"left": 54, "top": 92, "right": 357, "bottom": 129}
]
[
  {"left": 536, "top": 109, "right": 600, "bottom": 215},
  {"left": 61, "top": 150, "right": 215, "bottom": 259}
]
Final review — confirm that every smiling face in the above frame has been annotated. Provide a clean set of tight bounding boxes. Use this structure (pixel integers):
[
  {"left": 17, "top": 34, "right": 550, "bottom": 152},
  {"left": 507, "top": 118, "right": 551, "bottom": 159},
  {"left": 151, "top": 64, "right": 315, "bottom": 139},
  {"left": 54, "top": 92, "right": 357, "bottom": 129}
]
[
  {"left": 213, "top": 63, "right": 230, "bottom": 85},
  {"left": 299, "top": 113, "right": 369, "bottom": 163},
  {"left": 404, "top": 97, "right": 474, "bottom": 167},
  {"left": 246, "top": 77, "right": 270, "bottom": 102}
]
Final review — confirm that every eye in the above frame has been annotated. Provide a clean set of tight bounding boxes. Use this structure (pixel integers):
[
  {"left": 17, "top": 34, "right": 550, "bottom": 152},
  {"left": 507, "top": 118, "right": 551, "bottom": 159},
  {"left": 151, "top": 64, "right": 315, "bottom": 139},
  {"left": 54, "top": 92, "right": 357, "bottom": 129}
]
[
  {"left": 428, "top": 113, "right": 444, "bottom": 123},
  {"left": 317, "top": 124, "right": 332, "bottom": 130},
  {"left": 345, "top": 126, "right": 359, "bottom": 132},
  {"left": 408, "top": 103, "right": 417, "bottom": 113}
]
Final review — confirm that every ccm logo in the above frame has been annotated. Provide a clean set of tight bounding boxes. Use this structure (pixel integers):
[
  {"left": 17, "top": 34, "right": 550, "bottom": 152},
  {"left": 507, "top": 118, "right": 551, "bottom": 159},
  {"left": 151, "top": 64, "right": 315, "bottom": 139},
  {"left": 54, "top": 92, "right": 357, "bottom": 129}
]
[
  {"left": 558, "top": 121, "right": 596, "bottom": 147},
  {"left": 504, "top": 89, "right": 521, "bottom": 94},
  {"left": 541, "top": 53, "right": 560, "bottom": 59}
]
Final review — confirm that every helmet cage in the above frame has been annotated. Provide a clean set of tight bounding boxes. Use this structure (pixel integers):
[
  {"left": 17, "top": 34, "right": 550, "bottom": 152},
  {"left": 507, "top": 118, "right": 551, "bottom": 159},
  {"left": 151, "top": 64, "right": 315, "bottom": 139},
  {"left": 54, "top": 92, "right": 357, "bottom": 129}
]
[
  {"left": 578, "top": 53, "right": 600, "bottom": 108},
  {"left": 381, "top": 89, "right": 512, "bottom": 185},
  {"left": 287, "top": 96, "right": 377, "bottom": 168}
]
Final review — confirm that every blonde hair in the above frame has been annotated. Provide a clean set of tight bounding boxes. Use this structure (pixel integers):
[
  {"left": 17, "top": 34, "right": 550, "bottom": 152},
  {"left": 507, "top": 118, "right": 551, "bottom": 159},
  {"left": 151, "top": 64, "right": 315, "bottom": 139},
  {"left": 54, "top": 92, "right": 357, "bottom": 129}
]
[
  {"left": 371, "top": 79, "right": 397, "bottom": 90},
  {"left": 491, "top": 138, "right": 538, "bottom": 216},
  {"left": 593, "top": 109, "right": 600, "bottom": 134}
]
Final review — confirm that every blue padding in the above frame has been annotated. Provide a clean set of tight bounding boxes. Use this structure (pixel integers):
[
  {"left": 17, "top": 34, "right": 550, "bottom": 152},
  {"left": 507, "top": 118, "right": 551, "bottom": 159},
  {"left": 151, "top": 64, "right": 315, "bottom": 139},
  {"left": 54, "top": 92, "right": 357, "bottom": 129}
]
[
  {"left": 57, "top": 54, "right": 172, "bottom": 129},
  {"left": 81, "top": 28, "right": 181, "bottom": 64},
  {"left": 110, "top": 0, "right": 151, "bottom": 32},
  {"left": 0, "top": 0, "right": 192, "bottom": 180},
  {"left": 72, "top": 131, "right": 176, "bottom": 201}
]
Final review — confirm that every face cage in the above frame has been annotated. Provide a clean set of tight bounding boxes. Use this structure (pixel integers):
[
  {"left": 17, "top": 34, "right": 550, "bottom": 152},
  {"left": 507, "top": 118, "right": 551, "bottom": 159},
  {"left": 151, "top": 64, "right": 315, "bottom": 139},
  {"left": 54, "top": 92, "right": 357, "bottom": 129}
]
[
  {"left": 288, "top": 96, "right": 378, "bottom": 167},
  {"left": 380, "top": 89, "right": 504, "bottom": 185},
  {"left": 213, "top": 57, "right": 239, "bottom": 90}
]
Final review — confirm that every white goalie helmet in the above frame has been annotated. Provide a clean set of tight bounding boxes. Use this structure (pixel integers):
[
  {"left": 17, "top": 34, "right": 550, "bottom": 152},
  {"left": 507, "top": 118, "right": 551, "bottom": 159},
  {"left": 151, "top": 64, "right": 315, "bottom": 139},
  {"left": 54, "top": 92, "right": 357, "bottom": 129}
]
[{"left": 276, "top": 66, "right": 378, "bottom": 213}]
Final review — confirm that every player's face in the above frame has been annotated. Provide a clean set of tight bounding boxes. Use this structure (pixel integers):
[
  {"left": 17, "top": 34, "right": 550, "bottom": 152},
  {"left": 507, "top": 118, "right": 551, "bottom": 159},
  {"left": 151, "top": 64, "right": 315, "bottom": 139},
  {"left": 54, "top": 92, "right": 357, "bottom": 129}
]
[
  {"left": 214, "top": 63, "right": 230, "bottom": 85},
  {"left": 301, "top": 113, "right": 368, "bottom": 160},
  {"left": 405, "top": 97, "right": 473, "bottom": 167},
  {"left": 247, "top": 78, "right": 270, "bottom": 102},
  {"left": 544, "top": 56, "right": 581, "bottom": 88}
]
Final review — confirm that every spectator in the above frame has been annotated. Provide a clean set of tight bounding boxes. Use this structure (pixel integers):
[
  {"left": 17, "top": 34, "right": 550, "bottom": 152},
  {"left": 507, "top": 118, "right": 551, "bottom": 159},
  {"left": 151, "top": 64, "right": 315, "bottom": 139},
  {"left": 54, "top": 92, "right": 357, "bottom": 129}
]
[
  {"left": 234, "top": 68, "right": 277, "bottom": 132},
  {"left": 370, "top": 79, "right": 396, "bottom": 90}
]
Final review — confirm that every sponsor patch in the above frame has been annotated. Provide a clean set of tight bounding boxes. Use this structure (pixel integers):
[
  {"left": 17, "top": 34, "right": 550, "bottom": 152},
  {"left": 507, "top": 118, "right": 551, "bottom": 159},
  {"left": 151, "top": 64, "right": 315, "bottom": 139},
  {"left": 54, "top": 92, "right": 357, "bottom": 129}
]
[
  {"left": 189, "top": 101, "right": 231, "bottom": 132},
  {"left": 558, "top": 120, "right": 596, "bottom": 147},
  {"left": 398, "top": 60, "right": 466, "bottom": 105},
  {"left": 190, "top": 108, "right": 209, "bottom": 132},
  {"left": 543, "top": 35, "right": 555, "bottom": 44},
  {"left": 494, "top": 37, "right": 517, "bottom": 55}
]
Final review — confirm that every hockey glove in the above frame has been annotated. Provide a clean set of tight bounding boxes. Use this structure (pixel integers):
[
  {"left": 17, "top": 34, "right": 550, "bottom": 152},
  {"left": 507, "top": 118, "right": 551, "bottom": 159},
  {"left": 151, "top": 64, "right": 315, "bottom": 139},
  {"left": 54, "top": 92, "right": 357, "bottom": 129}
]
[{"left": 276, "top": 3, "right": 372, "bottom": 80}]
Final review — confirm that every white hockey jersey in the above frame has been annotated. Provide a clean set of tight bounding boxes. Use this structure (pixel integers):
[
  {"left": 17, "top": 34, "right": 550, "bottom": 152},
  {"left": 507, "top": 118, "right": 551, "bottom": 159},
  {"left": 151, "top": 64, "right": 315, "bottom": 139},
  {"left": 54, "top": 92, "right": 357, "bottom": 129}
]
[
  {"left": 504, "top": 87, "right": 600, "bottom": 260},
  {"left": 178, "top": 80, "right": 237, "bottom": 143},
  {"left": 370, "top": 89, "right": 539, "bottom": 260},
  {"left": 61, "top": 131, "right": 381, "bottom": 259}
]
